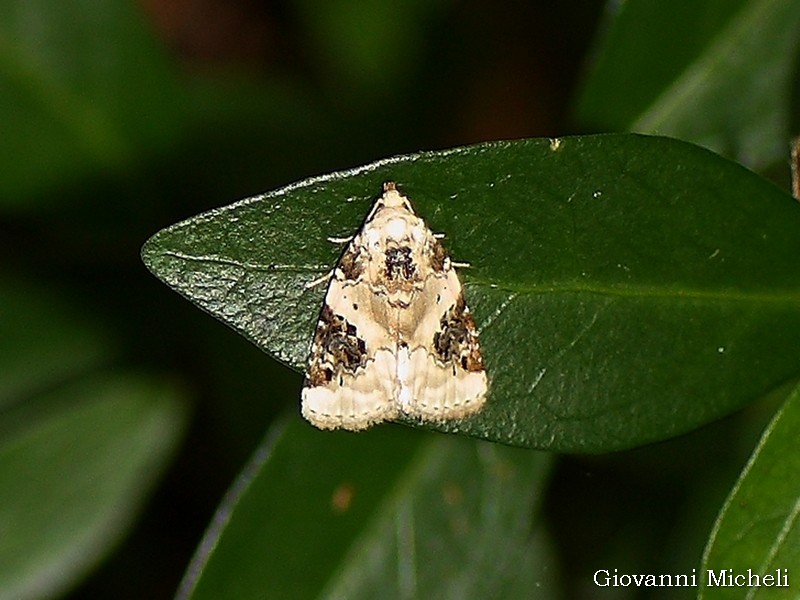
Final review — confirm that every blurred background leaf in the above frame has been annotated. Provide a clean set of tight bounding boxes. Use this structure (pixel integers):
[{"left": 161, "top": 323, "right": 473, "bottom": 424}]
[
  {"left": 178, "top": 419, "right": 554, "bottom": 600},
  {"left": 0, "top": 373, "right": 186, "bottom": 600},
  {"left": 0, "top": 0, "right": 797, "bottom": 597},
  {"left": 576, "top": 0, "right": 800, "bottom": 171},
  {"left": 699, "top": 382, "right": 800, "bottom": 599},
  {"left": 0, "top": 0, "right": 186, "bottom": 208},
  {"left": 0, "top": 278, "right": 114, "bottom": 412},
  {"left": 291, "top": 0, "right": 453, "bottom": 104}
]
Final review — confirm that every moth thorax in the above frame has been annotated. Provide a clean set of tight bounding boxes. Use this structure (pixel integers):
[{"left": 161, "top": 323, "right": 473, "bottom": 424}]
[
  {"left": 385, "top": 245, "right": 416, "bottom": 282},
  {"left": 384, "top": 216, "right": 410, "bottom": 241}
]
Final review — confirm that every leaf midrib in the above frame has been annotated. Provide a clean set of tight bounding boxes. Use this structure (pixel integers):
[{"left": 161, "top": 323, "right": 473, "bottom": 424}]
[
  {"left": 154, "top": 249, "right": 800, "bottom": 306},
  {"left": 473, "top": 281, "right": 800, "bottom": 306}
]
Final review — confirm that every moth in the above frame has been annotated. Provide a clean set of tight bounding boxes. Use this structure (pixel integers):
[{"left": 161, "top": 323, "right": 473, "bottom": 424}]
[{"left": 301, "top": 182, "right": 487, "bottom": 430}]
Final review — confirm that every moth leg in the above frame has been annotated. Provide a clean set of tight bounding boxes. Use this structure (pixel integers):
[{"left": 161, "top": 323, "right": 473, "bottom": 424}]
[
  {"left": 327, "top": 235, "right": 354, "bottom": 244},
  {"left": 434, "top": 233, "right": 469, "bottom": 268},
  {"left": 305, "top": 270, "right": 334, "bottom": 289}
]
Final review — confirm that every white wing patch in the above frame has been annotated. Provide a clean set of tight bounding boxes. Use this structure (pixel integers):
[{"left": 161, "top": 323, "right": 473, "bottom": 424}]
[{"left": 301, "top": 182, "right": 488, "bottom": 431}]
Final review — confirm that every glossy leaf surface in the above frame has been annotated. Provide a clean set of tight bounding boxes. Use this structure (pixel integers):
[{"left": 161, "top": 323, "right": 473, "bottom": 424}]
[{"left": 143, "top": 134, "right": 800, "bottom": 451}]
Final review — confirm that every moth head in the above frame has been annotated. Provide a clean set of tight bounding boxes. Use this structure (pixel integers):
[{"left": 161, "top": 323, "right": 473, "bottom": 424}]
[{"left": 379, "top": 183, "right": 414, "bottom": 213}]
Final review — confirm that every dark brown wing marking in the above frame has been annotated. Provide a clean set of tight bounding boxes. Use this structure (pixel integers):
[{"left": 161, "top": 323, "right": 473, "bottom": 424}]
[
  {"left": 432, "top": 296, "right": 484, "bottom": 372},
  {"left": 306, "top": 305, "right": 367, "bottom": 386}
]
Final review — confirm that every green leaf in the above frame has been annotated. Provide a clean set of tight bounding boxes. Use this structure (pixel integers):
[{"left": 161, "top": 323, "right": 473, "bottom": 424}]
[
  {"left": 142, "top": 134, "right": 800, "bottom": 452},
  {"left": 576, "top": 0, "right": 800, "bottom": 169},
  {"left": 0, "top": 0, "right": 185, "bottom": 207},
  {"left": 178, "top": 418, "right": 553, "bottom": 600},
  {"left": 0, "top": 372, "right": 187, "bottom": 600},
  {"left": 699, "top": 383, "right": 800, "bottom": 599}
]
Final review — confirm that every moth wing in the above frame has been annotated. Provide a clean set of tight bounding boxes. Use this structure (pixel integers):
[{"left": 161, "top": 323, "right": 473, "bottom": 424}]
[
  {"left": 401, "top": 269, "right": 488, "bottom": 420},
  {"left": 302, "top": 269, "right": 399, "bottom": 431},
  {"left": 403, "top": 347, "right": 487, "bottom": 420},
  {"left": 302, "top": 347, "right": 399, "bottom": 430}
]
